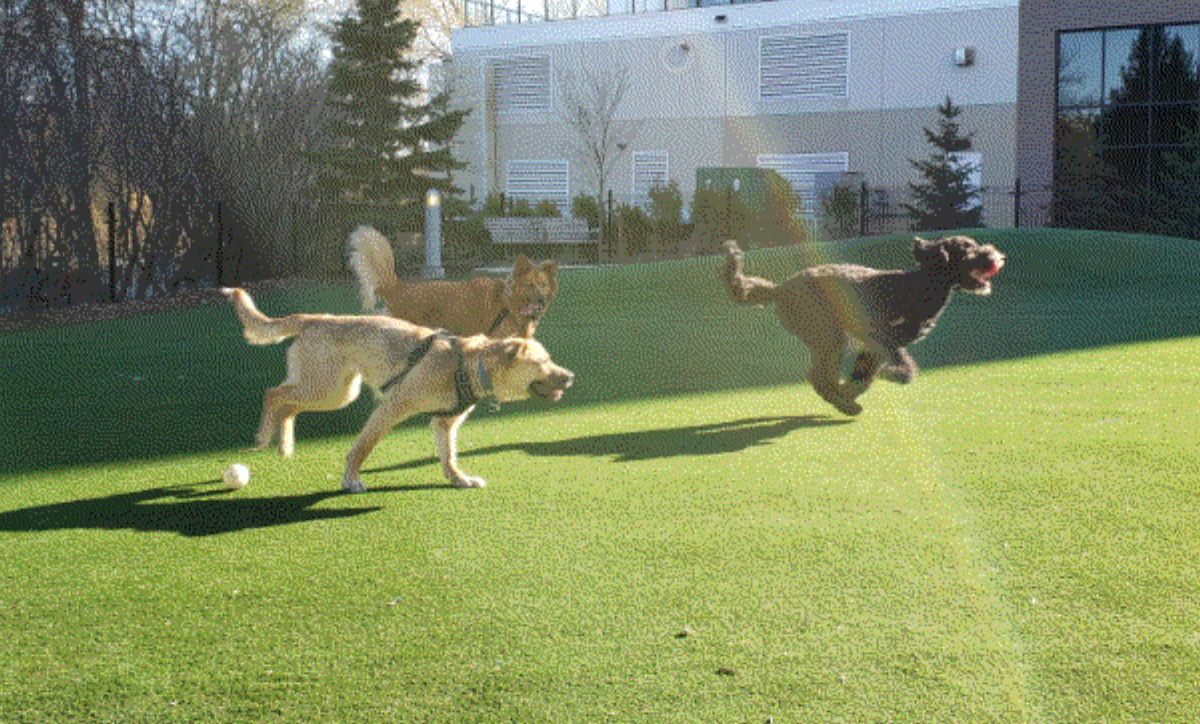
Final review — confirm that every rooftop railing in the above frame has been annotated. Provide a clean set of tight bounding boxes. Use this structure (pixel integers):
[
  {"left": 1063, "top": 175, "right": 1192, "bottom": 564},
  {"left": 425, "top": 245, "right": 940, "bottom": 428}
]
[{"left": 462, "top": 0, "right": 772, "bottom": 27}]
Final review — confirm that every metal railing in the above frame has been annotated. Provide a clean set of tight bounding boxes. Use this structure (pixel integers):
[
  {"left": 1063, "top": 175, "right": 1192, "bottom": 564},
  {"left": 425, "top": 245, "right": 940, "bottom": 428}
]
[{"left": 461, "top": 0, "right": 775, "bottom": 28}]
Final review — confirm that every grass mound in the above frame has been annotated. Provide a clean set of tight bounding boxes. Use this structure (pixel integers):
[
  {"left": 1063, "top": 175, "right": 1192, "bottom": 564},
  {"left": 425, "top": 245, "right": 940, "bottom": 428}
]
[{"left": 3, "top": 228, "right": 1199, "bottom": 476}]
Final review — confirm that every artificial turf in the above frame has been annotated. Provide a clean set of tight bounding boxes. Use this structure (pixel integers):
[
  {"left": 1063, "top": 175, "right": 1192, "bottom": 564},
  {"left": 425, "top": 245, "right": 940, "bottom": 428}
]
[{"left": 1, "top": 229, "right": 1198, "bottom": 722}]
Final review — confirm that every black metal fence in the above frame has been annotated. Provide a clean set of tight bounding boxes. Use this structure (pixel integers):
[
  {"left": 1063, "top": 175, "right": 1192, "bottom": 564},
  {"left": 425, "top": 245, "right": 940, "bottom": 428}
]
[
  {"left": 821, "top": 181, "right": 1054, "bottom": 239},
  {"left": 6, "top": 175, "right": 1191, "bottom": 315},
  {"left": 0, "top": 200, "right": 343, "bottom": 314}
]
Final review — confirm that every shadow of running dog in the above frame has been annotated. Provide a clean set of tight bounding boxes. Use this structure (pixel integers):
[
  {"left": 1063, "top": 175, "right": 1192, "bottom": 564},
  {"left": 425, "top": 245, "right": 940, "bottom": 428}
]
[
  {"left": 0, "top": 483, "right": 387, "bottom": 538},
  {"left": 367, "top": 414, "right": 851, "bottom": 475}
]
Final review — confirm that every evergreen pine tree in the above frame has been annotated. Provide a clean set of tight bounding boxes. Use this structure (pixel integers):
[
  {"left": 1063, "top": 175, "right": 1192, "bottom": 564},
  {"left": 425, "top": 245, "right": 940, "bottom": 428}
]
[
  {"left": 904, "top": 96, "right": 984, "bottom": 231},
  {"left": 1148, "top": 127, "right": 1200, "bottom": 240},
  {"left": 317, "top": 0, "right": 468, "bottom": 207}
]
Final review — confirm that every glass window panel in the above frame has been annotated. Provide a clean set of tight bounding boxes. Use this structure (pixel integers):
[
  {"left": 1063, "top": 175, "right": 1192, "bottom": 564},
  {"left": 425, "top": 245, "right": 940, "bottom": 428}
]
[
  {"left": 1105, "top": 28, "right": 1151, "bottom": 104},
  {"left": 1153, "top": 147, "right": 1180, "bottom": 181},
  {"left": 1099, "top": 147, "right": 1149, "bottom": 189},
  {"left": 1056, "top": 108, "right": 1101, "bottom": 148},
  {"left": 1097, "top": 104, "right": 1149, "bottom": 147},
  {"left": 1158, "top": 24, "right": 1200, "bottom": 103},
  {"left": 1059, "top": 31, "right": 1103, "bottom": 107},
  {"left": 1154, "top": 145, "right": 1198, "bottom": 183},
  {"left": 1153, "top": 103, "right": 1199, "bottom": 145}
]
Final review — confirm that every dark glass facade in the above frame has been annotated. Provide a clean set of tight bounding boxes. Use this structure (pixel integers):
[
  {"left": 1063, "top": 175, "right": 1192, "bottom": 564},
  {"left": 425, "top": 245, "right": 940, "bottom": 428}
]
[{"left": 1055, "top": 23, "right": 1200, "bottom": 212}]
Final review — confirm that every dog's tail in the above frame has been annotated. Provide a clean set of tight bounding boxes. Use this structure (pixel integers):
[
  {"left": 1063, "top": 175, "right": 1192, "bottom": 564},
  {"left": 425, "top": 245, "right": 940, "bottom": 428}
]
[
  {"left": 720, "top": 240, "right": 778, "bottom": 306},
  {"left": 220, "top": 287, "right": 305, "bottom": 345},
  {"left": 348, "top": 226, "right": 401, "bottom": 310}
]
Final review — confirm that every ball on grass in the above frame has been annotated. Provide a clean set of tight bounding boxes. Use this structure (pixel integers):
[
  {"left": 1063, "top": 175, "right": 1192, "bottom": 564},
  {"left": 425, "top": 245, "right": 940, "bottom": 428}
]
[{"left": 223, "top": 463, "right": 250, "bottom": 490}]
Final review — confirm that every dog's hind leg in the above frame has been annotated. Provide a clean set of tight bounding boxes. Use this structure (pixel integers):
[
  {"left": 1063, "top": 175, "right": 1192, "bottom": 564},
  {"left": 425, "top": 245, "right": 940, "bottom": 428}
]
[
  {"left": 254, "top": 386, "right": 291, "bottom": 452},
  {"left": 431, "top": 412, "right": 482, "bottom": 488},
  {"left": 255, "top": 386, "right": 310, "bottom": 457},
  {"left": 808, "top": 351, "right": 862, "bottom": 416},
  {"left": 878, "top": 347, "right": 918, "bottom": 385},
  {"left": 260, "top": 346, "right": 365, "bottom": 458}
]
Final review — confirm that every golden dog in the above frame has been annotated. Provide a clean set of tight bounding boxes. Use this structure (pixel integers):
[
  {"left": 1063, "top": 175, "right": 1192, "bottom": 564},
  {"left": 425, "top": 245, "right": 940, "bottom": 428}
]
[
  {"left": 348, "top": 226, "right": 557, "bottom": 338},
  {"left": 221, "top": 288, "right": 574, "bottom": 491}
]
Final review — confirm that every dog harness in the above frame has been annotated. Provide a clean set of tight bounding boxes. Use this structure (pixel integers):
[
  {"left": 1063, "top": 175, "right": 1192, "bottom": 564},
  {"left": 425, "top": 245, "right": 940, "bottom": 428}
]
[
  {"left": 486, "top": 307, "right": 510, "bottom": 336},
  {"left": 378, "top": 332, "right": 496, "bottom": 416}
]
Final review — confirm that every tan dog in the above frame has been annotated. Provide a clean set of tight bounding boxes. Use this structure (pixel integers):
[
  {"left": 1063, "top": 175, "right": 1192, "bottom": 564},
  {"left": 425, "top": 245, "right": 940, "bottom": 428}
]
[
  {"left": 220, "top": 288, "right": 574, "bottom": 491},
  {"left": 348, "top": 226, "right": 558, "bottom": 338},
  {"left": 722, "top": 236, "right": 1004, "bottom": 416}
]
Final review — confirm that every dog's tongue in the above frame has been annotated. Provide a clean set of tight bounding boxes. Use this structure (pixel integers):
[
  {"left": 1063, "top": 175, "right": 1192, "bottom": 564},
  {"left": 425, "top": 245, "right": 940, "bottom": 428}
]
[
  {"left": 550, "top": 389, "right": 564, "bottom": 402},
  {"left": 979, "top": 264, "right": 1001, "bottom": 279}
]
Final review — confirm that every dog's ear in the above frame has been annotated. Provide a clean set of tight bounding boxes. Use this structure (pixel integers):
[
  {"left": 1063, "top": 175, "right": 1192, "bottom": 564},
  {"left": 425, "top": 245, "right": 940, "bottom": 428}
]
[
  {"left": 913, "top": 237, "right": 948, "bottom": 265},
  {"left": 512, "top": 255, "right": 533, "bottom": 277},
  {"left": 498, "top": 338, "right": 526, "bottom": 366}
]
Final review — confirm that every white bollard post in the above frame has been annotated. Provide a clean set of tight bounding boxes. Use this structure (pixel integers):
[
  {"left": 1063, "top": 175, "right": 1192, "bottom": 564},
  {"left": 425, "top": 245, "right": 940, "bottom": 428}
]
[{"left": 423, "top": 188, "right": 444, "bottom": 279}]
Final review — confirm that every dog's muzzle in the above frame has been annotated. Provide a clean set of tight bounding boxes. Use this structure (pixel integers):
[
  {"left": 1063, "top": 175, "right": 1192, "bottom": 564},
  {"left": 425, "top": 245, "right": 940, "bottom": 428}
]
[
  {"left": 530, "top": 369, "right": 574, "bottom": 401},
  {"left": 966, "top": 249, "right": 1005, "bottom": 294}
]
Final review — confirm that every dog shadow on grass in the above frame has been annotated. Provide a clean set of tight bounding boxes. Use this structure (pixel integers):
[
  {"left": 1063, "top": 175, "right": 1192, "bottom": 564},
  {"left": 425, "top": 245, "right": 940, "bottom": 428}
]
[
  {"left": 0, "top": 482, "right": 388, "bottom": 538},
  {"left": 371, "top": 414, "right": 850, "bottom": 474}
]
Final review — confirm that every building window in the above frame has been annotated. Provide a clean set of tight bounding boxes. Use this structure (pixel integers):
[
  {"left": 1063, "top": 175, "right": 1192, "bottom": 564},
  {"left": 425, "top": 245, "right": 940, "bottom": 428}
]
[
  {"left": 631, "top": 151, "right": 670, "bottom": 208},
  {"left": 1055, "top": 23, "right": 1200, "bottom": 226},
  {"left": 488, "top": 55, "right": 551, "bottom": 114},
  {"left": 506, "top": 159, "right": 570, "bottom": 210},
  {"left": 757, "top": 152, "right": 849, "bottom": 214},
  {"left": 759, "top": 32, "right": 849, "bottom": 101}
]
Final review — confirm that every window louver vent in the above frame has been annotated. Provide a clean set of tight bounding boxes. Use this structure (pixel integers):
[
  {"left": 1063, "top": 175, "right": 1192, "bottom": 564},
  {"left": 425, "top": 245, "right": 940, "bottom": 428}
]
[
  {"left": 757, "top": 152, "right": 850, "bottom": 212},
  {"left": 489, "top": 55, "right": 551, "bottom": 113},
  {"left": 632, "top": 152, "right": 670, "bottom": 208},
  {"left": 760, "top": 33, "right": 849, "bottom": 100},
  {"left": 506, "top": 159, "right": 570, "bottom": 210}
]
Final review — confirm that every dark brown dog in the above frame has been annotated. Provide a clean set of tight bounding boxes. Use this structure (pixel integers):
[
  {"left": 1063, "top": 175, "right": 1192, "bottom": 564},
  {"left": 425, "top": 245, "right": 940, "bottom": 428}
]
[{"left": 721, "top": 236, "right": 1005, "bottom": 415}]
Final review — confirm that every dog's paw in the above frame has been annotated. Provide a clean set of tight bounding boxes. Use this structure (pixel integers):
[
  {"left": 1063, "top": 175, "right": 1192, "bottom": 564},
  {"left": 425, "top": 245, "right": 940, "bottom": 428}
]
[
  {"left": 451, "top": 475, "right": 487, "bottom": 489},
  {"left": 878, "top": 367, "right": 915, "bottom": 385},
  {"left": 841, "top": 380, "right": 870, "bottom": 400},
  {"left": 341, "top": 476, "right": 367, "bottom": 493},
  {"left": 837, "top": 400, "right": 863, "bottom": 416}
]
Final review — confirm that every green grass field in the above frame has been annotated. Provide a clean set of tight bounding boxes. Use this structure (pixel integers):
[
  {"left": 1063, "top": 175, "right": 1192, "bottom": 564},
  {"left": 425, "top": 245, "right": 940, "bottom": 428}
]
[{"left": 1, "top": 229, "right": 1198, "bottom": 722}]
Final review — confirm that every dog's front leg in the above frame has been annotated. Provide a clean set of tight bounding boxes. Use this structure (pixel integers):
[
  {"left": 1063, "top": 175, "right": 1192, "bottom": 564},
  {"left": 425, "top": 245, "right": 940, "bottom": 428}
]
[
  {"left": 841, "top": 351, "right": 883, "bottom": 401},
  {"left": 342, "top": 398, "right": 413, "bottom": 493},
  {"left": 431, "top": 410, "right": 484, "bottom": 488}
]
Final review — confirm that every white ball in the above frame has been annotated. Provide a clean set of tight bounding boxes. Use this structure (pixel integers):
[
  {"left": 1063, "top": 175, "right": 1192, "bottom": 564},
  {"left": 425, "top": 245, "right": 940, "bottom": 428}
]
[{"left": 223, "top": 463, "right": 250, "bottom": 489}]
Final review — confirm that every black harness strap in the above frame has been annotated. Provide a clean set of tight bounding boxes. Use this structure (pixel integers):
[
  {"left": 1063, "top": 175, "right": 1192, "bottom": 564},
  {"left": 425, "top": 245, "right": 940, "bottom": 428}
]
[
  {"left": 378, "top": 333, "right": 439, "bottom": 396},
  {"left": 440, "top": 336, "right": 483, "bottom": 417},
  {"left": 486, "top": 306, "right": 510, "bottom": 336},
  {"left": 377, "top": 332, "right": 490, "bottom": 417}
]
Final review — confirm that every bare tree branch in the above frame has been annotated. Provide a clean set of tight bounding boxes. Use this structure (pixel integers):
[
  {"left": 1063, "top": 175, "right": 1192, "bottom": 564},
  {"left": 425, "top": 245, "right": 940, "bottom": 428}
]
[{"left": 556, "top": 64, "right": 636, "bottom": 215}]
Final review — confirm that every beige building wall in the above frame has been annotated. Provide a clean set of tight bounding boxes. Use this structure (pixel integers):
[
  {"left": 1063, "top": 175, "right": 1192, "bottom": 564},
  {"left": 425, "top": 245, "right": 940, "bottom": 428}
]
[{"left": 449, "top": 0, "right": 1018, "bottom": 219}]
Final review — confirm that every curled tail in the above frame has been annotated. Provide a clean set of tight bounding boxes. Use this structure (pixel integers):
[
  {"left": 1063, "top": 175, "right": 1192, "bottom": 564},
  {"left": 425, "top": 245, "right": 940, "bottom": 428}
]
[
  {"left": 220, "top": 287, "right": 304, "bottom": 345},
  {"left": 720, "top": 240, "right": 778, "bottom": 306},
  {"left": 348, "top": 226, "right": 401, "bottom": 310}
]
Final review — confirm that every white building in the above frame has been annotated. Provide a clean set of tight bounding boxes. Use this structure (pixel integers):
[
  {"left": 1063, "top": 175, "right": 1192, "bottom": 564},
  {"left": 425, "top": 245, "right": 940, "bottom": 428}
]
[{"left": 448, "top": 0, "right": 1018, "bottom": 221}]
